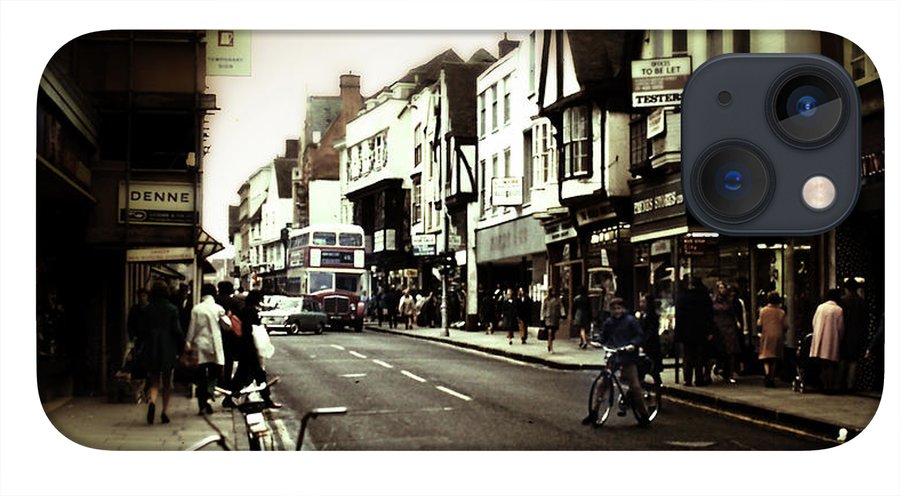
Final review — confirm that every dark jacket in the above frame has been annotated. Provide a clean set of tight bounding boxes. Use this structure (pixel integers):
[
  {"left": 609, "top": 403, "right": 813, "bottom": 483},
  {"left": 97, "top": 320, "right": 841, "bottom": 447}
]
[
  {"left": 675, "top": 288, "right": 714, "bottom": 345},
  {"left": 142, "top": 296, "right": 184, "bottom": 374},
  {"left": 600, "top": 312, "right": 644, "bottom": 364},
  {"left": 573, "top": 294, "right": 591, "bottom": 327},
  {"left": 516, "top": 295, "right": 532, "bottom": 326},
  {"left": 840, "top": 294, "right": 867, "bottom": 359},
  {"left": 500, "top": 297, "right": 518, "bottom": 330}
]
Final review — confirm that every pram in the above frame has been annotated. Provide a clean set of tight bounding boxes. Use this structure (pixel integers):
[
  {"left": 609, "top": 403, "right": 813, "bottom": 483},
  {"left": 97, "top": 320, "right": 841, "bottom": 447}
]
[{"left": 792, "top": 332, "right": 822, "bottom": 393}]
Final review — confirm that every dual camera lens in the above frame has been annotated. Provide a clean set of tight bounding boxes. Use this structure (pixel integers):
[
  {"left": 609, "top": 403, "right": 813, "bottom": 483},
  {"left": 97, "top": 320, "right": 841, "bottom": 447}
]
[{"left": 696, "top": 68, "right": 848, "bottom": 223}]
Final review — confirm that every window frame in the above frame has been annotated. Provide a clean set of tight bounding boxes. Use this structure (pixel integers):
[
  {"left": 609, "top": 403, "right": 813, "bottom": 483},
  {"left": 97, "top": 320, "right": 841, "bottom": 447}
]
[{"left": 561, "top": 105, "right": 591, "bottom": 178}]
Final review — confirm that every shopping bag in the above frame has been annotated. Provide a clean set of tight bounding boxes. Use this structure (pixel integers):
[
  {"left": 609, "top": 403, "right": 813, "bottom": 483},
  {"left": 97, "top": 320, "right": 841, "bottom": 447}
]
[{"left": 252, "top": 324, "right": 275, "bottom": 359}]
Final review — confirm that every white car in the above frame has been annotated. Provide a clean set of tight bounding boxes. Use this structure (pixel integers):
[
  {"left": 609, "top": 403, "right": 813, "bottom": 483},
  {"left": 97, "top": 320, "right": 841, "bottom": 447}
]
[{"left": 259, "top": 296, "right": 327, "bottom": 335}]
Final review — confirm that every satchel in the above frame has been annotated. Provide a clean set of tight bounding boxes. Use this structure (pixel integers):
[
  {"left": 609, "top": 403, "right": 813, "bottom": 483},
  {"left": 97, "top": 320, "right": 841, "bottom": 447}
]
[{"left": 537, "top": 327, "right": 548, "bottom": 341}]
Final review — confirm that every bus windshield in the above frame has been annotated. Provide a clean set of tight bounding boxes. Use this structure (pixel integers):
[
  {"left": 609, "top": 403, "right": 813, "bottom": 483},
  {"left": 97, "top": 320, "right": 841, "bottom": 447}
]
[
  {"left": 309, "top": 272, "right": 334, "bottom": 292},
  {"left": 339, "top": 233, "right": 363, "bottom": 247},
  {"left": 312, "top": 232, "right": 336, "bottom": 246},
  {"left": 336, "top": 274, "right": 360, "bottom": 292}
]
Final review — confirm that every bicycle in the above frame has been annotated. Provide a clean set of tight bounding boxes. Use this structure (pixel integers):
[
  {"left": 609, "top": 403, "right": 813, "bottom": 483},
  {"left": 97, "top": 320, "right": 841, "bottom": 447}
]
[
  {"left": 215, "top": 377, "right": 281, "bottom": 450},
  {"left": 585, "top": 345, "right": 661, "bottom": 427},
  {"left": 186, "top": 411, "right": 233, "bottom": 451}
]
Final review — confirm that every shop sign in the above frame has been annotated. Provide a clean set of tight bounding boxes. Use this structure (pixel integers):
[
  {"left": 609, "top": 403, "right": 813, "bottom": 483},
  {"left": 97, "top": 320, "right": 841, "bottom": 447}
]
[
  {"left": 385, "top": 229, "right": 397, "bottom": 251},
  {"left": 412, "top": 234, "right": 437, "bottom": 257},
  {"left": 650, "top": 239, "right": 671, "bottom": 256},
  {"left": 632, "top": 57, "right": 692, "bottom": 108},
  {"left": 374, "top": 229, "right": 385, "bottom": 252},
  {"left": 647, "top": 108, "right": 666, "bottom": 138},
  {"left": 683, "top": 235, "right": 719, "bottom": 256},
  {"left": 118, "top": 181, "right": 196, "bottom": 226},
  {"left": 448, "top": 234, "right": 463, "bottom": 251},
  {"left": 126, "top": 246, "right": 193, "bottom": 262},
  {"left": 491, "top": 177, "right": 523, "bottom": 206},
  {"left": 206, "top": 30, "right": 252, "bottom": 77},
  {"left": 404, "top": 269, "right": 419, "bottom": 278},
  {"left": 633, "top": 190, "right": 683, "bottom": 216}
]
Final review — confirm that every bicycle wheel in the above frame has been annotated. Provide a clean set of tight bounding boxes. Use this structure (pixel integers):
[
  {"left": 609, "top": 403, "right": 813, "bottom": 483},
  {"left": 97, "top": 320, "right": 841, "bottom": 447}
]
[
  {"left": 633, "top": 372, "right": 662, "bottom": 425},
  {"left": 587, "top": 372, "right": 613, "bottom": 426}
]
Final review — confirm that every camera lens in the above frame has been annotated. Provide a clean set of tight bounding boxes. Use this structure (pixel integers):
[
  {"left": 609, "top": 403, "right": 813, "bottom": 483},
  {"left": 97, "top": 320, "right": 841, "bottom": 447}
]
[
  {"left": 771, "top": 69, "right": 846, "bottom": 147},
  {"left": 695, "top": 141, "right": 774, "bottom": 222}
]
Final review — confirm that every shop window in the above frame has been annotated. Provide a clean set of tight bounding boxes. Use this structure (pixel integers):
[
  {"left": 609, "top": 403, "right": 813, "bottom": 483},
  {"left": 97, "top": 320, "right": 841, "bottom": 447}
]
[
  {"left": 562, "top": 105, "right": 590, "bottom": 177},
  {"left": 630, "top": 115, "right": 649, "bottom": 169}
]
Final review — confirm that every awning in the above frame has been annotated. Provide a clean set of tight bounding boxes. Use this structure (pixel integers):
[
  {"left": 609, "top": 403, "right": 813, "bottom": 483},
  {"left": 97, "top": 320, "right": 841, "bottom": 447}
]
[{"left": 196, "top": 228, "right": 226, "bottom": 260}]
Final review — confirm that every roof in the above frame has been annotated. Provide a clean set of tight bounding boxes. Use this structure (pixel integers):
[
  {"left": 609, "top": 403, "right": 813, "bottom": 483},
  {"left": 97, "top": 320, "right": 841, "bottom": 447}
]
[
  {"left": 304, "top": 96, "right": 343, "bottom": 143},
  {"left": 567, "top": 30, "right": 640, "bottom": 88},
  {"left": 398, "top": 49, "right": 464, "bottom": 92},
  {"left": 443, "top": 57, "right": 496, "bottom": 138},
  {"left": 273, "top": 158, "right": 295, "bottom": 199}
]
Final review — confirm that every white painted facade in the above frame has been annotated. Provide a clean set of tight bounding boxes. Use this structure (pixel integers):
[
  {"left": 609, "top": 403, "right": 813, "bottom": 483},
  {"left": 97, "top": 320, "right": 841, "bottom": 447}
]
[{"left": 308, "top": 180, "right": 341, "bottom": 225}]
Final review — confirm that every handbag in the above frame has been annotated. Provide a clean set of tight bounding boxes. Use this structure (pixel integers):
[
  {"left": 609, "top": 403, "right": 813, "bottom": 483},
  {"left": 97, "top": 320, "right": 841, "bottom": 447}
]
[
  {"left": 179, "top": 349, "right": 198, "bottom": 369},
  {"left": 537, "top": 327, "right": 549, "bottom": 341}
]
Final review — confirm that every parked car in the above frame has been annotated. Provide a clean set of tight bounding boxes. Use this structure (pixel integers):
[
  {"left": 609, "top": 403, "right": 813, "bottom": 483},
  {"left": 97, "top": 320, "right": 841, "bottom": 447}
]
[{"left": 259, "top": 296, "right": 327, "bottom": 335}]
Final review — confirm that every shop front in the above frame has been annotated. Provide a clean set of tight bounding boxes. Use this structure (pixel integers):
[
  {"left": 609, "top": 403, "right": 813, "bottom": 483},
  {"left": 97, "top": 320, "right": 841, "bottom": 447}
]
[{"left": 475, "top": 214, "right": 547, "bottom": 327}]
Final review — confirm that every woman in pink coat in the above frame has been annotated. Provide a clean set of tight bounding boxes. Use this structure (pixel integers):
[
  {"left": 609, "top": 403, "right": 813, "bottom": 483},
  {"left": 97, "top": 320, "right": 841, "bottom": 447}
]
[{"left": 810, "top": 288, "right": 844, "bottom": 392}]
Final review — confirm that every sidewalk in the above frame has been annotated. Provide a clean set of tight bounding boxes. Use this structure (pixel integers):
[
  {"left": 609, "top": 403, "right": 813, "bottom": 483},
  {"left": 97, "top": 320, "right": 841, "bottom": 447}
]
[
  {"left": 43, "top": 385, "right": 252, "bottom": 451},
  {"left": 365, "top": 322, "right": 881, "bottom": 441}
]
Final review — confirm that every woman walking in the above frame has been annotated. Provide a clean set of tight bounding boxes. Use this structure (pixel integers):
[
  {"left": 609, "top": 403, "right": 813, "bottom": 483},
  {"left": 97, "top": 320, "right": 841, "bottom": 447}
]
[
  {"left": 573, "top": 286, "right": 591, "bottom": 349},
  {"left": 541, "top": 288, "right": 563, "bottom": 353},
  {"left": 398, "top": 289, "right": 416, "bottom": 330},
  {"left": 142, "top": 280, "right": 184, "bottom": 425},
  {"left": 757, "top": 291, "right": 787, "bottom": 388},
  {"left": 810, "top": 288, "right": 844, "bottom": 393},
  {"left": 228, "top": 290, "right": 281, "bottom": 409},
  {"left": 712, "top": 281, "right": 741, "bottom": 383},
  {"left": 185, "top": 283, "right": 226, "bottom": 415},
  {"left": 500, "top": 289, "right": 519, "bottom": 346}
]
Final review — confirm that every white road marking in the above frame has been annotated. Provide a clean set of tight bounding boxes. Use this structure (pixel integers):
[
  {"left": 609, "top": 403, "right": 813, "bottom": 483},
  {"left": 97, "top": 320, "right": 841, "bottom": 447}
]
[
  {"left": 340, "top": 373, "right": 367, "bottom": 378},
  {"left": 330, "top": 344, "right": 345, "bottom": 350},
  {"left": 372, "top": 359, "right": 394, "bottom": 369},
  {"left": 435, "top": 386, "right": 472, "bottom": 401},
  {"left": 349, "top": 351, "right": 367, "bottom": 359},
  {"left": 400, "top": 370, "right": 427, "bottom": 383}
]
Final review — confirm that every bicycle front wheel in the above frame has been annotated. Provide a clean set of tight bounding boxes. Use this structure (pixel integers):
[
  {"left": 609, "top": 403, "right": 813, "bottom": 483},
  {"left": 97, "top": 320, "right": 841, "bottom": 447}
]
[
  {"left": 633, "top": 373, "right": 662, "bottom": 425},
  {"left": 588, "top": 372, "right": 613, "bottom": 426}
]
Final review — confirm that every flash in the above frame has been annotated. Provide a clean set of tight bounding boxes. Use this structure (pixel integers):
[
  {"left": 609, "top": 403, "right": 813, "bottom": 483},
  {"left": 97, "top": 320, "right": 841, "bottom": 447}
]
[{"left": 802, "top": 175, "right": 836, "bottom": 210}]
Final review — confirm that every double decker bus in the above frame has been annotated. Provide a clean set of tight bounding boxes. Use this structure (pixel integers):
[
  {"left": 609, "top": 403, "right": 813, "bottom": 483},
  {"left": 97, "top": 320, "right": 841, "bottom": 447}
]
[{"left": 286, "top": 223, "right": 367, "bottom": 331}]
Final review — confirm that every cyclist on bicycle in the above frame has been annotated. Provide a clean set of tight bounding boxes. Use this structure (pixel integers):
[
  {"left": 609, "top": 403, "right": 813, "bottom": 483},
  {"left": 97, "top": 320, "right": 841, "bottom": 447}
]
[{"left": 582, "top": 297, "right": 651, "bottom": 425}]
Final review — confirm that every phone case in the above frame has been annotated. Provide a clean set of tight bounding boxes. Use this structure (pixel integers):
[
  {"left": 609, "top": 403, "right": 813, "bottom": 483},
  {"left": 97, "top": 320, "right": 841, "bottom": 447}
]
[{"left": 35, "top": 30, "right": 884, "bottom": 454}]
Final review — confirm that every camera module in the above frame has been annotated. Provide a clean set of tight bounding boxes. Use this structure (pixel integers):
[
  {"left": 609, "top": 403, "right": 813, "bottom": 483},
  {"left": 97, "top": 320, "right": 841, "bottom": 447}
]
[
  {"left": 694, "top": 141, "right": 775, "bottom": 223},
  {"left": 770, "top": 68, "right": 847, "bottom": 147}
]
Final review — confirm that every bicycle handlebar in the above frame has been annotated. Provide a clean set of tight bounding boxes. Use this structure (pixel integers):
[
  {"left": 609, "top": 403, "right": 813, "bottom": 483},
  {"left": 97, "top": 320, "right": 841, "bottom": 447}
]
[{"left": 215, "top": 376, "right": 281, "bottom": 397}]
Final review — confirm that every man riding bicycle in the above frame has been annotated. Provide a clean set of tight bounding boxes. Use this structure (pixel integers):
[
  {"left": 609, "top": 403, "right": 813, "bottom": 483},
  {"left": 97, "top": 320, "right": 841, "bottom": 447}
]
[{"left": 581, "top": 297, "right": 651, "bottom": 425}]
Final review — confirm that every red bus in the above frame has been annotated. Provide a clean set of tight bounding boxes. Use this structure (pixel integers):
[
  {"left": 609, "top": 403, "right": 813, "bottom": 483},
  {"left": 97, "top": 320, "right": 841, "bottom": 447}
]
[{"left": 286, "top": 223, "right": 366, "bottom": 331}]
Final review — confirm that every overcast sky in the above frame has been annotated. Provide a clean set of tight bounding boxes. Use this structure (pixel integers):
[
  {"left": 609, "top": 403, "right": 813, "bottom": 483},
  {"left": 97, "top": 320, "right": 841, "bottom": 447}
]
[{"left": 203, "top": 31, "right": 522, "bottom": 251}]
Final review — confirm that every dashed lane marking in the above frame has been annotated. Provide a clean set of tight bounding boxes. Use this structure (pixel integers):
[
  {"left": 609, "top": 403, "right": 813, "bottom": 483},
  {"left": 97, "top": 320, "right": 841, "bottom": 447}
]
[
  {"left": 435, "top": 386, "right": 472, "bottom": 402},
  {"left": 330, "top": 344, "right": 345, "bottom": 350},
  {"left": 372, "top": 359, "right": 394, "bottom": 369},
  {"left": 400, "top": 370, "right": 427, "bottom": 383},
  {"left": 348, "top": 351, "right": 367, "bottom": 359},
  {"left": 340, "top": 373, "right": 367, "bottom": 378}
]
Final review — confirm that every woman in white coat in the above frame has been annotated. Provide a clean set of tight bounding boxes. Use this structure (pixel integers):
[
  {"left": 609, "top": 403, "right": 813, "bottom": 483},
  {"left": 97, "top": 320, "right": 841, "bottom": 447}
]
[
  {"left": 810, "top": 288, "right": 844, "bottom": 393},
  {"left": 185, "top": 283, "right": 226, "bottom": 415}
]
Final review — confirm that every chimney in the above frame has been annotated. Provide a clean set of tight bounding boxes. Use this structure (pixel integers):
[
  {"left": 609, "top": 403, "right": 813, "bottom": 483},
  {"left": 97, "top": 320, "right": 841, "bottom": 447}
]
[
  {"left": 340, "top": 73, "right": 362, "bottom": 118},
  {"left": 285, "top": 139, "right": 299, "bottom": 159},
  {"left": 498, "top": 32, "right": 519, "bottom": 58}
]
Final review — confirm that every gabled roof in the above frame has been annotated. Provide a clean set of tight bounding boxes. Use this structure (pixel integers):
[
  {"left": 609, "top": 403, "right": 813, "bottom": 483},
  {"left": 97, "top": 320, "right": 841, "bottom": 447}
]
[
  {"left": 443, "top": 57, "right": 496, "bottom": 138},
  {"left": 273, "top": 158, "right": 295, "bottom": 199},
  {"left": 398, "top": 49, "right": 464, "bottom": 92},
  {"left": 305, "top": 96, "right": 343, "bottom": 141},
  {"left": 567, "top": 30, "right": 640, "bottom": 88}
]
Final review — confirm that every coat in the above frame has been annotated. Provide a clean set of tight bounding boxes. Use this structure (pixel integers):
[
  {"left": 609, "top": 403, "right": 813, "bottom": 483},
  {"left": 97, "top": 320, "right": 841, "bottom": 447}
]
[
  {"left": 541, "top": 296, "right": 562, "bottom": 327},
  {"left": 142, "top": 296, "right": 184, "bottom": 374},
  {"left": 757, "top": 304, "right": 787, "bottom": 360},
  {"left": 810, "top": 301, "right": 844, "bottom": 362},
  {"left": 675, "top": 288, "right": 714, "bottom": 345},
  {"left": 186, "top": 295, "right": 226, "bottom": 366},
  {"left": 840, "top": 294, "right": 867, "bottom": 360},
  {"left": 712, "top": 297, "right": 741, "bottom": 355},
  {"left": 500, "top": 297, "right": 518, "bottom": 330},
  {"left": 399, "top": 295, "right": 416, "bottom": 316},
  {"left": 572, "top": 294, "right": 591, "bottom": 328}
]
